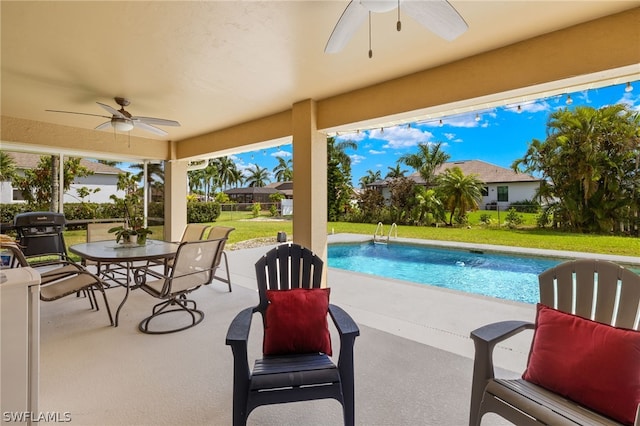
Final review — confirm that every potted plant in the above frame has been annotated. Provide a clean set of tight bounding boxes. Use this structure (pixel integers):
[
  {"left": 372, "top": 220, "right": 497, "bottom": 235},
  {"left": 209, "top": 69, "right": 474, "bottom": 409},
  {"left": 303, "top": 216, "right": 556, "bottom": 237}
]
[
  {"left": 134, "top": 227, "right": 153, "bottom": 245},
  {"left": 108, "top": 224, "right": 136, "bottom": 244},
  {"left": 108, "top": 173, "right": 153, "bottom": 245}
]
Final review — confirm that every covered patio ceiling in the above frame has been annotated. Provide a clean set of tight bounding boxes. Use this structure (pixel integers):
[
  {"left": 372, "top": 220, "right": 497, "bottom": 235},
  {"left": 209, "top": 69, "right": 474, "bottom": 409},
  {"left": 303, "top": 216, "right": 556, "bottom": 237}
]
[{"left": 1, "top": 1, "right": 639, "bottom": 162}]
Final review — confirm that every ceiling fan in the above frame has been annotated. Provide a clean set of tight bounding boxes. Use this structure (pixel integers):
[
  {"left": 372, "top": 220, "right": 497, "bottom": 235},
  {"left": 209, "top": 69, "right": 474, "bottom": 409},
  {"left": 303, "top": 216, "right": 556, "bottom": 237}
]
[
  {"left": 46, "top": 97, "right": 180, "bottom": 136},
  {"left": 325, "top": 0, "right": 468, "bottom": 57}
]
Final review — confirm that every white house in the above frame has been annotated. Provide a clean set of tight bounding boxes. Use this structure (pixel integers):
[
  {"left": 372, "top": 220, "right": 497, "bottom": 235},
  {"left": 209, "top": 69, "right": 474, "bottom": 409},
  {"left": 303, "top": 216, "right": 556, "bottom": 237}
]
[
  {"left": 0, "top": 151, "right": 125, "bottom": 204},
  {"left": 368, "top": 160, "right": 543, "bottom": 210}
]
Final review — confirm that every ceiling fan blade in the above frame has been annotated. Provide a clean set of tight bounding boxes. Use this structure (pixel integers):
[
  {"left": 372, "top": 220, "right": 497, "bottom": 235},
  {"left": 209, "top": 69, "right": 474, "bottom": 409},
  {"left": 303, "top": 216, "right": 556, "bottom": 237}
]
[
  {"left": 325, "top": 1, "right": 369, "bottom": 53},
  {"left": 96, "top": 102, "right": 126, "bottom": 119},
  {"left": 132, "top": 116, "right": 181, "bottom": 127},
  {"left": 46, "top": 109, "right": 110, "bottom": 119},
  {"left": 133, "top": 121, "right": 169, "bottom": 136},
  {"left": 95, "top": 121, "right": 112, "bottom": 131},
  {"left": 401, "top": 0, "right": 468, "bottom": 41}
]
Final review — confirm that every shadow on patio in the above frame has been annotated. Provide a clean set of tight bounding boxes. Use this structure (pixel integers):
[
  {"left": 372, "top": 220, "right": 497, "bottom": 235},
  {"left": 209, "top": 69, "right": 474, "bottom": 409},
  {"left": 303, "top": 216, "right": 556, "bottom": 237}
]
[{"left": 38, "top": 241, "right": 534, "bottom": 425}]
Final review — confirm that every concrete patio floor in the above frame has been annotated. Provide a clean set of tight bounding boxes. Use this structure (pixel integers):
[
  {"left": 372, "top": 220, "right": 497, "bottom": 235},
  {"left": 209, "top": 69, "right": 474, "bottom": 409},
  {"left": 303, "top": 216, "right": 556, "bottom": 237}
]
[{"left": 38, "top": 234, "right": 638, "bottom": 425}]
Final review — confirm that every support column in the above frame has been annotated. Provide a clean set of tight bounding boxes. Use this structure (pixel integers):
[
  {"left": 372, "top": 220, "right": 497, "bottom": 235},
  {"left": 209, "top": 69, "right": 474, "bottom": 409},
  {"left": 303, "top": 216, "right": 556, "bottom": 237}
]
[
  {"left": 292, "top": 99, "right": 327, "bottom": 266},
  {"left": 164, "top": 159, "right": 188, "bottom": 242}
]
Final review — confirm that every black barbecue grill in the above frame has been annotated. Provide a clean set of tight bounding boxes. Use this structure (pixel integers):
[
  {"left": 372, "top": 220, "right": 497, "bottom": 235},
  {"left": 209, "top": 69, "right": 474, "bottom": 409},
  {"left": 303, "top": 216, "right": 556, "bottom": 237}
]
[{"left": 14, "top": 212, "right": 67, "bottom": 258}]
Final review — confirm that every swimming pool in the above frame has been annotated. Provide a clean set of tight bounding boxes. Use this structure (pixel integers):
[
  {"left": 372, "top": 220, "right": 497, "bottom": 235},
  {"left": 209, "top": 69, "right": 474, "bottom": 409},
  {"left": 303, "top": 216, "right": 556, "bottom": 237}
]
[{"left": 327, "top": 242, "right": 564, "bottom": 304}]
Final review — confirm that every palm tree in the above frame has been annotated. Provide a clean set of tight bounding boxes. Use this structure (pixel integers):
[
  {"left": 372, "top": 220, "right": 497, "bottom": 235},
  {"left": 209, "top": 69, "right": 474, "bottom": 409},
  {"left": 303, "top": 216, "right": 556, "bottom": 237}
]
[
  {"left": 130, "top": 162, "right": 164, "bottom": 185},
  {"left": 0, "top": 151, "right": 17, "bottom": 182},
  {"left": 399, "top": 141, "right": 450, "bottom": 187},
  {"left": 202, "top": 161, "right": 221, "bottom": 200},
  {"left": 245, "top": 165, "right": 270, "bottom": 187},
  {"left": 228, "top": 167, "right": 244, "bottom": 188},
  {"left": 413, "top": 186, "right": 443, "bottom": 225},
  {"left": 188, "top": 169, "right": 205, "bottom": 196},
  {"left": 436, "top": 166, "right": 484, "bottom": 225},
  {"left": 385, "top": 163, "right": 407, "bottom": 179},
  {"left": 213, "top": 156, "right": 238, "bottom": 191},
  {"left": 327, "top": 136, "right": 358, "bottom": 221},
  {"left": 512, "top": 104, "right": 640, "bottom": 233},
  {"left": 359, "top": 169, "right": 381, "bottom": 188},
  {"left": 272, "top": 156, "right": 293, "bottom": 182},
  {"left": 328, "top": 137, "right": 357, "bottom": 175}
]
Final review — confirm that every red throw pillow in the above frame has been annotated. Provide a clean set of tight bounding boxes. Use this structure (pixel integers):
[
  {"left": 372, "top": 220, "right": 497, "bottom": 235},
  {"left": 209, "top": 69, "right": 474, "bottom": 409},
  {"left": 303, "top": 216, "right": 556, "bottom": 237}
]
[
  {"left": 263, "top": 288, "right": 332, "bottom": 356},
  {"left": 522, "top": 303, "right": 640, "bottom": 425}
]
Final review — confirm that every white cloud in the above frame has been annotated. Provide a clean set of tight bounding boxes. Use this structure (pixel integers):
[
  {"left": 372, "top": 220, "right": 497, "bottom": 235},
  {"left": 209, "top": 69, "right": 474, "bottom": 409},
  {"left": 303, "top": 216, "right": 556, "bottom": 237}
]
[
  {"left": 444, "top": 133, "right": 456, "bottom": 140},
  {"left": 374, "top": 126, "right": 434, "bottom": 149},
  {"left": 508, "top": 100, "right": 552, "bottom": 114},
  {"left": 270, "top": 150, "right": 291, "bottom": 158},
  {"left": 369, "top": 149, "right": 386, "bottom": 155},
  {"left": 350, "top": 154, "right": 366, "bottom": 165},
  {"left": 617, "top": 91, "right": 640, "bottom": 110},
  {"left": 337, "top": 131, "right": 366, "bottom": 142}
]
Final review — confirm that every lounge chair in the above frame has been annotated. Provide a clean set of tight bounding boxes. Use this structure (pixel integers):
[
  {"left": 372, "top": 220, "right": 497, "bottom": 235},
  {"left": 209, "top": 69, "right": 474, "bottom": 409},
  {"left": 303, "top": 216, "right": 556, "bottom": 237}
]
[{"left": 469, "top": 259, "right": 640, "bottom": 426}]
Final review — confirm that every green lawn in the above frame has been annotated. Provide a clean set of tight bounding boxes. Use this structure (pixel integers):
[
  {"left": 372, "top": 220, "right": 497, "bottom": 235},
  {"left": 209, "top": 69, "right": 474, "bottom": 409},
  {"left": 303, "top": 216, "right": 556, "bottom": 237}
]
[{"left": 61, "top": 210, "right": 640, "bottom": 259}]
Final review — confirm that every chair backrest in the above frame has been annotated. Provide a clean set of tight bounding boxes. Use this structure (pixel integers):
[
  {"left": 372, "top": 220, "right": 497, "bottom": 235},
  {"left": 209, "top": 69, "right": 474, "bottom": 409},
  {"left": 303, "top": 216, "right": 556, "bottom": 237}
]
[
  {"left": 0, "top": 242, "right": 30, "bottom": 268},
  {"left": 180, "top": 224, "right": 210, "bottom": 242},
  {"left": 87, "top": 222, "right": 124, "bottom": 242},
  {"left": 206, "top": 226, "right": 234, "bottom": 265},
  {"left": 538, "top": 259, "right": 640, "bottom": 330},
  {"left": 254, "top": 243, "right": 324, "bottom": 311},
  {"left": 165, "top": 239, "right": 222, "bottom": 296}
]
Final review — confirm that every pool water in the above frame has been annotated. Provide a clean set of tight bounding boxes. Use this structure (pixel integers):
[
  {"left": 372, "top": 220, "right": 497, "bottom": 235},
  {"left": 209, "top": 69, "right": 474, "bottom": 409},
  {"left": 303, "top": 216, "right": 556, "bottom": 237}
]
[{"left": 328, "top": 242, "right": 564, "bottom": 304}]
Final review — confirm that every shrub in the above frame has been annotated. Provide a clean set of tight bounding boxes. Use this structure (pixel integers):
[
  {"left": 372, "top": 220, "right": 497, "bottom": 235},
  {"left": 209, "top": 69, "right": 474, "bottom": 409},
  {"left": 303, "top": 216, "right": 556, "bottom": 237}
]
[
  {"left": 479, "top": 213, "right": 493, "bottom": 226},
  {"left": 505, "top": 207, "right": 524, "bottom": 228},
  {"left": 187, "top": 201, "right": 220, "bottom": 223},
  {"left": 509, "top": 199, "right": 541, "bottom": 214},
  {"left": 251, "top": 202, "right": 261, "bottom": 218}
]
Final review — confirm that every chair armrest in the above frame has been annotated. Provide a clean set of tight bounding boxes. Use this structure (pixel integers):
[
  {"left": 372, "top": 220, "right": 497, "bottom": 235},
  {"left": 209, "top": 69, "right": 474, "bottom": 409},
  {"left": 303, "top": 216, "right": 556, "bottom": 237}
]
[
  {"left": 328, "top": 304, "right": 359, "bottom": 364},
  {"left": 226, "top": 306, "right": 255, "bottom": 347},
  {"left": 328, "top": 304, "right": 360, "bottom": 340},
  {"left": 133, "top": 265, "right": 166, "bottom": 286},
  {"left": 470, "top": 320, "right": 534, "bottom": 379},
  {"left": 226, "top": 307, "right": 255, "bottom": 389},
  {"left": 470, "top": 320, "right": 533, "bottom": 348},
  {"left": 469, "top": 320, "right": 534, "bottom": 425}
]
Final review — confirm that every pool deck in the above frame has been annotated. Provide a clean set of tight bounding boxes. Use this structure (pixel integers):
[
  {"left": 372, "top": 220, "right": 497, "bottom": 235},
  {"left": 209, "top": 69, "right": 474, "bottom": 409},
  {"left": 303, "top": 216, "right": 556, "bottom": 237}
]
[{"left": 36, "top": 235, "right": 639, "bottom": 425}]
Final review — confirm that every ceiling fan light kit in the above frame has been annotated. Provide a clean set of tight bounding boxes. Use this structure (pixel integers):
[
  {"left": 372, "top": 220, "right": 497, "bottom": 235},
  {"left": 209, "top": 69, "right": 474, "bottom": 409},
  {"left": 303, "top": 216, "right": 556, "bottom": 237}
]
[
  {"left": 325, "top": 0, "right": 468, "bottom": 57},
  {"left": 112, "top": 117, "right": 134, "bottom": 132}
]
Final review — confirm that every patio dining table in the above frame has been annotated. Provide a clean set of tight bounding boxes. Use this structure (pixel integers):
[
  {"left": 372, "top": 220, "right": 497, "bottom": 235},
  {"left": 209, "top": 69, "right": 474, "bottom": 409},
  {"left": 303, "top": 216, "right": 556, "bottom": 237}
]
[{"left": 69, "top": 239, "right": 180, "bottom": 326}]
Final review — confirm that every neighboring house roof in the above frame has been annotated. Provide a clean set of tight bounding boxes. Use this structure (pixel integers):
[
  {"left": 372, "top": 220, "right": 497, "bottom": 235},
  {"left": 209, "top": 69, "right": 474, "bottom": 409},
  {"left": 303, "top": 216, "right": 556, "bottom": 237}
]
[
  {"left": 264, "top": 181, "right": 293, "bottom": 197},
  {"left": 434, "top": 160, "right": 540, "bottom": 183},
  {"left": 225, "top": 186, "right": 282, "bottom": 195},
  {"left": 5, "top": 152, "right": 123, "bottom": 174},
  {"left": 369, "top": 160, "right": 541, "bottom": 187},
  {"left": 265, "top": 181, "right": 292, "bottom": 190}
]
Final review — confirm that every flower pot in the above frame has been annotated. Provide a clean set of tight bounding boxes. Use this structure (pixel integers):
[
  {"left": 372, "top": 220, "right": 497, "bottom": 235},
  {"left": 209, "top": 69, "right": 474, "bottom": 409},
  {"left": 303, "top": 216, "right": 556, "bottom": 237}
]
[{"left": 136, "top": 233, "right": 148, "bottom": 245}]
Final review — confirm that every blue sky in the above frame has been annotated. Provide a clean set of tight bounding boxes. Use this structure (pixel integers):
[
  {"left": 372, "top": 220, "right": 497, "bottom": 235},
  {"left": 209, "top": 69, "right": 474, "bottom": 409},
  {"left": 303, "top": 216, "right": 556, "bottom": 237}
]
[{"left": 230, "top": 81, "right": 639, "bottom": 186}]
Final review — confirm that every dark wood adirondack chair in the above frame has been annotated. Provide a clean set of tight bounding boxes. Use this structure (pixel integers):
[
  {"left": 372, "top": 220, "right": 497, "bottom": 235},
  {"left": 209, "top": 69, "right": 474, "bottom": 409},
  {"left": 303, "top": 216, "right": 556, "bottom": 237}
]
[{"left": 226, "top": 243, "right": 360, "bottom": 426}]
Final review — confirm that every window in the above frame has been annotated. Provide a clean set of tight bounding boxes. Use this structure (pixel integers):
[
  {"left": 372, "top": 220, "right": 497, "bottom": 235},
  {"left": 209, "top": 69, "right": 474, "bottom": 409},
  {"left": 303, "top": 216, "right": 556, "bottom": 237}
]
[
  {"left": 497, "top": 186, "right": 509, "bottom": 202},
  {"left": 481, "top": 186, "right": 489, "bottom": 196},
  {"left": 12, "top": 189, "right": 25, "bottom": 201}
]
